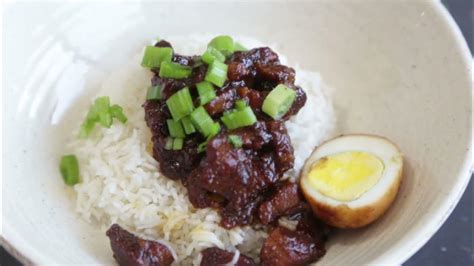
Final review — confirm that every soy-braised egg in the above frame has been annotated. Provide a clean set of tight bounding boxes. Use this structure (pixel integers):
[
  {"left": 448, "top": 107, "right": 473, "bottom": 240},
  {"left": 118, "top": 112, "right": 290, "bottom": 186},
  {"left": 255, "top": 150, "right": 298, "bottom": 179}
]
[{"left": 300, "top": 134, "right": 403, "bottom": 228}]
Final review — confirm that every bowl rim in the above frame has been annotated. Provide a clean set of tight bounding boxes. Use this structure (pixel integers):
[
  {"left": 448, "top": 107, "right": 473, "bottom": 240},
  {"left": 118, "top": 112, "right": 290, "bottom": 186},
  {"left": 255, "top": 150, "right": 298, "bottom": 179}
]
[
  {"left": 385, "top": 1, "right": 473, "bottom": 263},
  {"left": 1, "top": 1, "right": 472, "bottom": 265}
]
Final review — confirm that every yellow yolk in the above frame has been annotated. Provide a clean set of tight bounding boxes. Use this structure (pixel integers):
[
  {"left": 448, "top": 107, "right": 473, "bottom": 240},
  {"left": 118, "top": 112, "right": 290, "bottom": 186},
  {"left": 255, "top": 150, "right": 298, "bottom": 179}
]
[{"left": 307, "top": 151, "right": 384, "bottom": 202}]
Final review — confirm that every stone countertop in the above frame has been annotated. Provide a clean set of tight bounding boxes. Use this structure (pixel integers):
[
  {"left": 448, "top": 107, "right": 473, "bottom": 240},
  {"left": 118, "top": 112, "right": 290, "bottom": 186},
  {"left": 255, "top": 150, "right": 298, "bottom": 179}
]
[{"left": 404, "top": 178, "right": 473, "bottom": 265}]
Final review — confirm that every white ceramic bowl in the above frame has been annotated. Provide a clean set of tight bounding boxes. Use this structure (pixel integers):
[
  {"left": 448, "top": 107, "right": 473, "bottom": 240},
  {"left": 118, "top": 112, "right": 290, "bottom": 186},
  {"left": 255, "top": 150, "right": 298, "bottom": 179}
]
[{"left": 3, "top": 1, "right": 472, "bottom": 265}]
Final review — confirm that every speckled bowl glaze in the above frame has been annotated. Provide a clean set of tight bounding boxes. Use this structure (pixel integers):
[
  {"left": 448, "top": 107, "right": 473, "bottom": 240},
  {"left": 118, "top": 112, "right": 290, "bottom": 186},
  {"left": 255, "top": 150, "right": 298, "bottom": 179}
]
[{"left": 3, "top": 1, "right": 472, "bottom": 265}]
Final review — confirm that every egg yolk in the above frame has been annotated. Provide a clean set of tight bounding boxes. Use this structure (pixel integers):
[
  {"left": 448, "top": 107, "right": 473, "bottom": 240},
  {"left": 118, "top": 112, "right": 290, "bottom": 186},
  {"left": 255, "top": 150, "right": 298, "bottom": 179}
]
[{"left": 307, "top": 151, "right": 384, "bottom": 202}]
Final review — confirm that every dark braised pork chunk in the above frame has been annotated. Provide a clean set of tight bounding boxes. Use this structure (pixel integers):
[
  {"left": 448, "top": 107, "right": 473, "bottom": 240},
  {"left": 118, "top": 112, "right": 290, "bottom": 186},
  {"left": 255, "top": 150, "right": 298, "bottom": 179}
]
[
  {"left": 255, "top": 63, "right": 296, "bottom": 86},
  {"left": 150, "top": 65, "right": 207, "bottom": 100},
  {"left": 266, "top": 121, "right": 295, "bottom": 173},
  {"left": 283, "top": 85, "right": 307, "bottom": 119},
  {"left": 261, "top": 226, "right": 323, "bottom": 266},
  {"left": 260, "top": 210, "right": 329, "bottom": 266},
  {"left": 200, "top": 247, "right": 256, "bottom": 266},
  {"left": 154, "top": 40, "right": 172, "bottom": 48},
  {"left": 186, "top": 121, "right": 296, "bottom": 228},
  {"left": 186, "top": 129, "right": 277, "bottom": 228},
  {"left": 258, "top": 181, "right": 302, "bottom": 225},
  {"left": 227, "top": 47, "right": 280, "bottom": 84},
  {"left": 295, "top": 213, "right": 331, "bottom": 244},
  {"left": 204, "top": 84, "right": 238, "bottom": 116},
  {"left": 106, "top": 224, "right": 174, "bottom": 266},
  {"left": 143, "top": 100, "right": 204, "bottom": 180}
]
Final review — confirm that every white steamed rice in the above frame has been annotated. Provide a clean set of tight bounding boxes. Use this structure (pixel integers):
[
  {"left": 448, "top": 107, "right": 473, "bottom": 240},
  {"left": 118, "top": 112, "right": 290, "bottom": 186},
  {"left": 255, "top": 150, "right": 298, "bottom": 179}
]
[{"left": 68, "top": 34, "right": 335, "bottom": 265}]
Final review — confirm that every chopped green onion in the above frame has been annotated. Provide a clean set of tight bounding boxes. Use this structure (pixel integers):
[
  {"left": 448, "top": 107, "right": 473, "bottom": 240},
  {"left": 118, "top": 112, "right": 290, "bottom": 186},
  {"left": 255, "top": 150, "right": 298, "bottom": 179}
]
[
  {"left": 95, "top": 96, "right": 110, "bottom": 113},
  {"left": 86, "top": 102, "right": 100, "bottom": 121},
  {"left": 167, "top": 119, "right": 185, "bottom": 138},
  {"left": 262, "top": 84, "right": 296, "bottom": 120},
  {"left": 110, "top": 104, "right": 127, "bottom": 124},
  {"left": 205, "top": 61, "right": 228, "bottom": 87},
  {"left": 220, "top": 116, "right": 233, "bottom": 129},
  {"left": 208, "top": 35, "right": 234, "bottom": 56},
  {"left": 208, "top": 122, "right": 221, "bottom": 137},
  {"left": 99, "top": 112, "right": 112, "bottom": 128},
  {"left": 228, "top": 135, "right": 243, "bottom": 148},
  {"left": 235, "top": 99, "right": 247, "bottom": 110},
  {"left": 181, "top": 116, "right": 196, "bottom": 135},
  {"left": 79, "top": 119, "right": 96, "bottom": 138},
  {"left": 221, "top": 106, "right": 257, "bottom": 130},
  {"left": 190, "top": 106, "right": 218, "bottom": 137},
  {"left": 165, "top": 138, "right": 174, "bottom": 150},
  {"left": 234, "top": 42, "right": 248, "bottom": 52},
  {"left": 196, "top": 81, "right": 216, "bottom": 105},
  {"left": 196, "top": 123, "right": 221, "bottom": 153},
  {"left": 60, "top": 155, "right": 80, "bottom": 186},
  {"left": 202, "top": 46, "right": 226, "bottom": 65},
  {"left": 79, "top": 101, "right": 100, "bottom": 137},
  {"left": 166, "top": 87, "right": 194, "bottom": 121},
  {"left": 197, "top": 140, "right": 208, "bottom": 153},
  {"left": 159, "top": 61, "right": 192, "bottom": 79},
  {"left": 146, "top": 85, "right": 162, "bottom": 100},
  {"left": 192, "top": 57, "right": 204, "bottom": 68},
  {"left": 141, "top": 46, "right": 173, "bottom": 69},
  {"left": 95, "top": 97, "right": 112, "bottom": 128},
  {"left": 197, "top": 132, "right": 220, "bottom": 153},
  {"left": 173, "top": 138, "right": 184, "bottom": 150},
  {"left": 79, "top": 97, "right": 128, "bottom": 137}
]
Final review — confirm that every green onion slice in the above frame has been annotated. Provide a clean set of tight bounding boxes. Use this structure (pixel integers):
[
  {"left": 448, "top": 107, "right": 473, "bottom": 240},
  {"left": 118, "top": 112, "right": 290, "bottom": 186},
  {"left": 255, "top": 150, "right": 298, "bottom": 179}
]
[
  {"left": 159, "top": 61, "right": 192, "bottom": 79},
  {"left": 173, "top": 138, "right": 184, "bottom": 150},
  {"left": 208, "top": 35, "right": 234, "bottom": 56},
  {"left": 79, "top": 103, "right": 100, "bottom": 137},
  {"left": 192, "top": 57, "right": 204, "bottom": 68},
  {"left": 95, "top": 96, "right": 111, "bottom": 127},
  {"left": 234, "top": 42, "right": 248, "bottom": 52},
  {"left": 262, "top": 84, "right": 296, "bottom": 120},
  {"left": 205, "top": 61, "right": 228, "bottom": 87},
  {"left": 197, "top": 140, "right": 208, "bottom": 153},
  {"left": 165, "top": 138, "right": 174, "bottom": 150},
  {"left": 181, "top": 116, "right": 196, "bottom": 135},
  {"left": 110, "top": 104, "right": 127, "bottom": 124},
  {"left": 208, "top": 122, "right": 221, "bottom": 137},
  {"left": 79, "top": 119, "right": 96, "bottom": 138},
  {"left": 60, "top": 155, "right": 80, "bottom": 186},
  {"left": 235, "top": 99, "right": 247, "bottom": 110},
  {"left": 190, "top": 106, "right": 218, "bottom": 137},
  {"left": 99, "top": 112, "right": 112, "bottom": 128},
  {"left": 166, "top": 87, "right": 194, "bottom": 121},
  {"left": 202, "top": 46, "right": 226, "bottom": 65},
  {"left": 146, "top": 85, "right": 162, "bottom": 100},
  {"left": 196, "top": 123, "right": 221, "bottom": 153},
  {"left": 85, "top": 103, "right": 100, "bottom": 121},
  {"left": 95, "top": 96, "right": 110, "bottom": 113},
  {"left": 196, "top": 81, "right": 216, "bottom": 105},
  {"left": 220, "top": 106, "right": 257, "bottom": 130},
  {"left": 167, "top": 119, "right": 185, "bottom": 138},
  {"left": 141, "top": 46, "right": 173, "bottom": 69},
  {"left": 228, "top": 135, "right": 243, "bottom": 148},
  {"left": 79, "top": 97, "right": 127, "bottom": 137}
]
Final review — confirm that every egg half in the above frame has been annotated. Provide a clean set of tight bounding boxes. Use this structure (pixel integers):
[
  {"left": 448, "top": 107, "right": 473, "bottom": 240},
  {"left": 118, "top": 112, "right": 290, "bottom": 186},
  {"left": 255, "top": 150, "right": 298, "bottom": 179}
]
[{"left": 300, "top": 134, "right": 403, "bottom": 228}]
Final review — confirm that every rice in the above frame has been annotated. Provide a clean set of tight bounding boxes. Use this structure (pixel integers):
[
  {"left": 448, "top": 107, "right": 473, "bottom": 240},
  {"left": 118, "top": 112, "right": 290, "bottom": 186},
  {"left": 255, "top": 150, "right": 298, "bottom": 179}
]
[{"left": 68, "top": 34, "right": 335, "bottom": 265}]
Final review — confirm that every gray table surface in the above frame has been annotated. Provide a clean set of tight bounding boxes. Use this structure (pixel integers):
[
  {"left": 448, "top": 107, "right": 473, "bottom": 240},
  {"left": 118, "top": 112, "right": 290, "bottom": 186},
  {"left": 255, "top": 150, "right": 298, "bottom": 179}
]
[{"left": 1, "top": 1, "right": 472, "bottom": 265}]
